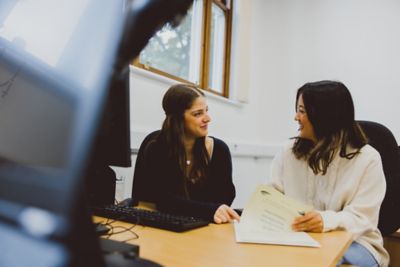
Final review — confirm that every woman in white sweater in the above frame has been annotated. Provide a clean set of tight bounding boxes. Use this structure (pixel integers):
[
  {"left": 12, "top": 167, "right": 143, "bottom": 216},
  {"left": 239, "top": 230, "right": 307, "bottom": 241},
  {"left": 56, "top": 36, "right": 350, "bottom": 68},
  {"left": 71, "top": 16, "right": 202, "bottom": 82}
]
[{"left": 271, "top": 81, "right": 389, "bottom": 267}]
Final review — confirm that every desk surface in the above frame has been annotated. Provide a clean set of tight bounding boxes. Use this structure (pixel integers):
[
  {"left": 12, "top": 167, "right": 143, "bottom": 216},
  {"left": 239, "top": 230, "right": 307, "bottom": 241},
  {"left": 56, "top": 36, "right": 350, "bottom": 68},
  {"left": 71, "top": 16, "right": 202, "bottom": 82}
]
[{"left": 95, "top": 217, "right": 352, "bottom": 267}]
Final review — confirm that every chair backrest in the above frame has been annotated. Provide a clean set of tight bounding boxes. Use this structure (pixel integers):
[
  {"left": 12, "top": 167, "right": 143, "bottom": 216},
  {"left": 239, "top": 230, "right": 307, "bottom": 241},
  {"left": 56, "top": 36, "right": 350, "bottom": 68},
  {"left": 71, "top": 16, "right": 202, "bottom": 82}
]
[
  {"left": 358, "top": 120, "right": 400, "bottom": 236},
  {"left": 130, "top": 130, "right": 161, "bottom": 205}
]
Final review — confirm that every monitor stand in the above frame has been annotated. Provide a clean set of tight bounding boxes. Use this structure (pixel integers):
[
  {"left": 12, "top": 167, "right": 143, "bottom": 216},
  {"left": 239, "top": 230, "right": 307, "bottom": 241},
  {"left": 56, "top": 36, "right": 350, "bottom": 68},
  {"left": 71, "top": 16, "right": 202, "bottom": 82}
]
[{"left": 85, "top": 164, "right": 116, "bottom": 207}]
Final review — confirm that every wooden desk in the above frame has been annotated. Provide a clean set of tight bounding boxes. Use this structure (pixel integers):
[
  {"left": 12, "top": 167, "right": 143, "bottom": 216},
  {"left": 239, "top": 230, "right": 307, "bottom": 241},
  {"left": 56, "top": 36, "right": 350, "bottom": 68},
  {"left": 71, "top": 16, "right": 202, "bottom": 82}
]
[{"left": 95, "top": 217, "right": 352, "bottom": 267}]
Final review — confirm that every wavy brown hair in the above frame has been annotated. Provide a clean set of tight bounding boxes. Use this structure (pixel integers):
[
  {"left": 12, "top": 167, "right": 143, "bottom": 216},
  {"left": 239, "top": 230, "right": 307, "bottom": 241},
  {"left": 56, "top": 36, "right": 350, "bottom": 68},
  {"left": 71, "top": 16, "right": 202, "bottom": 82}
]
[
  {"left": 292, "top": 81, "right": 368, "bottom": 174},
  {"left": 160, "top": 83, "right": 210, "bottom": 196}
]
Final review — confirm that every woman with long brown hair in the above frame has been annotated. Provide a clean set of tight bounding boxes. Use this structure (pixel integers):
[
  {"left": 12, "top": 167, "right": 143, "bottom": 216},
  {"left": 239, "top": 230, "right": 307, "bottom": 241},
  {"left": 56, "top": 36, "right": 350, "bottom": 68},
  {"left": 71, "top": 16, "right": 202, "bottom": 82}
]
[{"left": 133, "top": 83, "right": 239, "bottom": 224}]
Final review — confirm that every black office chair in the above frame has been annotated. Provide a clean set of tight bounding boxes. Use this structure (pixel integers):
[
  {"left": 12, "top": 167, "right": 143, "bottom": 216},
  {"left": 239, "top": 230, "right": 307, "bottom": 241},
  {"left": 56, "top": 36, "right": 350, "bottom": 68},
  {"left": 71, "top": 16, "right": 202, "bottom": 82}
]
[
  {"left": 129, "top": 131, "right": 161, "bottom": 205},
  {"left": 117, "top": 131, "right": 160, "bottom": 207},
  {"left": 358, "top": 120, "right": 400, "bottom": 236}
]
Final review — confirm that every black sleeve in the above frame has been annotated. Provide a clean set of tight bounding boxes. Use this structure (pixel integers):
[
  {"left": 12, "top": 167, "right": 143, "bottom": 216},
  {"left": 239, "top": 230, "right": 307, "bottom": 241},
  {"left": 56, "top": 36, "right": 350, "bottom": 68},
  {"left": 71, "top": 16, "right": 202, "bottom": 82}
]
[
  {"left": 134, "top": 134, "right": 235, "bottom": 221},
  {"left": 131, "top": 135, "right": 186, "bottom": 208},
  {"left": 157, "top": 195, "right": 220, "bottom": 221},
  {"left": 157, "top": 138, "right": 236, "bottom": 221},
  {"left": 154, "top": 151, "right": 221, "bottom": 221}
]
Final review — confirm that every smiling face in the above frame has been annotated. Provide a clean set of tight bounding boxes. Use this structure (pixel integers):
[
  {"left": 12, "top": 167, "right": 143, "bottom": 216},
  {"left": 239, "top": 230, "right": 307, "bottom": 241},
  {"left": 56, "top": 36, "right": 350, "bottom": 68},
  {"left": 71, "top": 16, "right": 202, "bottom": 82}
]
[
  {"left": 295, "top": 94, "right": 317, "bottom": 142},
  {"left": 183, "top": 96, "right": 211, "bottom": 139}
]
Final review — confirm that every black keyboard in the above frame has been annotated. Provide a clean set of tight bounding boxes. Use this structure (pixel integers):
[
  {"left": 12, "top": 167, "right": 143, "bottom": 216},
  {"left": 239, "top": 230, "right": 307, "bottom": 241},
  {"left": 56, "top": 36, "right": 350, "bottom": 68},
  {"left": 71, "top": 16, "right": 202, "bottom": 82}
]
[{"left": 91, "top": 205, "right": 209, "bottom": 232}]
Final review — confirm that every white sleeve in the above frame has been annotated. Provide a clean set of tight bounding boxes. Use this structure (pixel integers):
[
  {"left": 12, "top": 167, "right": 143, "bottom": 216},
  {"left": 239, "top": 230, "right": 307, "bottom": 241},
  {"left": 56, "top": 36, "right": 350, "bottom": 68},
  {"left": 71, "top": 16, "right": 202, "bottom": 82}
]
[
  {"left": 319, "top": 152, "right": 386, "bottom": 239},
  {"left": 269, "top": 147, "right": 285, "bottom": 194}
]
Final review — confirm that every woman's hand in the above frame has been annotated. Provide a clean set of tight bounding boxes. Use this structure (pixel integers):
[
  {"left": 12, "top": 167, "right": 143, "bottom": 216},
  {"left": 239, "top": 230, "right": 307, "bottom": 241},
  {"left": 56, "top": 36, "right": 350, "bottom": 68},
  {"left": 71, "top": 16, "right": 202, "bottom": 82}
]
[
  {"left": 292, "top": 210, "right": 323, "bottom": 233},
  {"left": 213, "top": 204, "right": 241, "bottom": 224}
]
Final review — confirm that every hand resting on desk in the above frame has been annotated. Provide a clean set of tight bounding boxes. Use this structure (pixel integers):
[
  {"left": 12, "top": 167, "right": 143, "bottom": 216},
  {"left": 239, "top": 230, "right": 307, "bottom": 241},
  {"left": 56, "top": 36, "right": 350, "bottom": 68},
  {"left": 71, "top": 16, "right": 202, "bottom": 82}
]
[
  {"left": 214, "top": 204, "right": 241, "bottom": 224},
  {"left": 292, "top": 210, "right": 323, "bottom": 233}
]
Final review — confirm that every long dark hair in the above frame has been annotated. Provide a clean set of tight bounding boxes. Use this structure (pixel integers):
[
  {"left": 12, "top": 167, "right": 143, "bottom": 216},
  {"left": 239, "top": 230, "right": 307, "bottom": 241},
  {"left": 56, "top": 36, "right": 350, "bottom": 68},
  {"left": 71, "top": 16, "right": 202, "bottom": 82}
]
[
  {"left": 292, "top": 80, "right": 368, "bottom": 174},
  {"left": 160, "top": 83, "right": 210, "bottom": 195}
]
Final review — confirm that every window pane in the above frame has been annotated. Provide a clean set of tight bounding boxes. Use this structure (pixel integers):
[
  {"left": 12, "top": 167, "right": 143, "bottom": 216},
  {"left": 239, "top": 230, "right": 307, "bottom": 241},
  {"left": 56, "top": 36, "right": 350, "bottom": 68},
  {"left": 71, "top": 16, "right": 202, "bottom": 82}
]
[
  {"left": 208, "top": 3, "right": 226, "bottom": 94},
  {"left": 138, "top": 3, "right": 202, "bottom": 84}
]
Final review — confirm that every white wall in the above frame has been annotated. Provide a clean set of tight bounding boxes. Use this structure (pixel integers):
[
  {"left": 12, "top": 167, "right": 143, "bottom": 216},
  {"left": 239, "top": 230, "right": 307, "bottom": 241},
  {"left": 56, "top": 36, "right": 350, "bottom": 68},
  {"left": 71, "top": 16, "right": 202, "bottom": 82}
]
[
  {"left": 250, "top": 0, "right": 400, "bottom": 144},
  {"left": 115, "top": 0, "right": 400, "bottom": 208}
]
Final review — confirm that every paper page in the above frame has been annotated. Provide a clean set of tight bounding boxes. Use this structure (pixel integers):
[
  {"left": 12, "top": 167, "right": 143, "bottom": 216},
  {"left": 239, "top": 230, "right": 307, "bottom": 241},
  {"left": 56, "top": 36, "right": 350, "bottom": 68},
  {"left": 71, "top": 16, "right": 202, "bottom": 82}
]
[
  {"left": 234, "top": 222, "right": 320, "bottom": 247},
  {"left": 235, "top": 184, "right": 320, "bottom": 247}
]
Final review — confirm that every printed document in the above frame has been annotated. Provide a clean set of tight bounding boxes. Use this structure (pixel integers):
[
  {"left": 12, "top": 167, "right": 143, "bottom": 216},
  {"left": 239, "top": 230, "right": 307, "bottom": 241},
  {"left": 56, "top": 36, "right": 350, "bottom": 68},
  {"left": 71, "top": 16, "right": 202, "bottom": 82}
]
[{"left": 235, "top": 184, "right": 320, "bottom": 247}]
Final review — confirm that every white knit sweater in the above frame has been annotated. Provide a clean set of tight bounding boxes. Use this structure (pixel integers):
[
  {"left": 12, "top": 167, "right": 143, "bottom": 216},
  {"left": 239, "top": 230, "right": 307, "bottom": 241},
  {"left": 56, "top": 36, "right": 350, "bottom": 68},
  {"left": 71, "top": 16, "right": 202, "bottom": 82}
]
[{"left": 270, "top": 141, "right": 389, "bottom": 267}]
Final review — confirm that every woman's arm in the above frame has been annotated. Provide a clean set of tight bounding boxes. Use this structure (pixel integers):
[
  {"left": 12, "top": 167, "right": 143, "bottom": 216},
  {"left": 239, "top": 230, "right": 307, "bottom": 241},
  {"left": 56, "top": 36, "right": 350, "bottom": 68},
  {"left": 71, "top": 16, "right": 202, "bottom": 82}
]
[
  {"left": 270, "top": 145, "right": 286, "bottom": 193},
  {"left": 140, "top": 137, "right": 236, "bottom": 221},
  {"left": 156, "top": 138, "right": 238, "bottom": 222},
  {"left": 319, "top": 152, "right": 386, "bottom": 239}
]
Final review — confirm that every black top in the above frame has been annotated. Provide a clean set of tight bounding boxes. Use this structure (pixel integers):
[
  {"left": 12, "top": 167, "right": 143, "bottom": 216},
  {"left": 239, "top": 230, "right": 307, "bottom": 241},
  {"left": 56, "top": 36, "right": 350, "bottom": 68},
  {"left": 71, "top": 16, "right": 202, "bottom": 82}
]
[{"left": 131, "top": 131, "right": 236, "bottom": 221}]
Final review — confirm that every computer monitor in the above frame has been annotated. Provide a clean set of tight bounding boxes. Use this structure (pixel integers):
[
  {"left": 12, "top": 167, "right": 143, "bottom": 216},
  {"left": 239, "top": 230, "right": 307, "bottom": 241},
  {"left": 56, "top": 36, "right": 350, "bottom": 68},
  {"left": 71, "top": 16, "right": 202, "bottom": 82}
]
[
  {"left": 0, "top": 0, "right": 193, "bottom": 266},
  {"left": 84, "top": 68, "right": 132, "bottom": 206},
  {"left": 83, "top": 0, "right": 194, "bottom": 207},
  {"left": 93, "top": 74, "right": 132, "bottom": 168},
  {"left": 0, "top": 0, "right": 126, "bottom": 266}
]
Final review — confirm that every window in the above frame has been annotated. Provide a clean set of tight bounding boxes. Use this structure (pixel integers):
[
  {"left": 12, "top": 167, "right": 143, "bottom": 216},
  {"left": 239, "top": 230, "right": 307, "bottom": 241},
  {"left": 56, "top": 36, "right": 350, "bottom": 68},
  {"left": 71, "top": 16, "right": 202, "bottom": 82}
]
[{"left": 134, "top": 0, "right": 233, "bottom": 97}]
